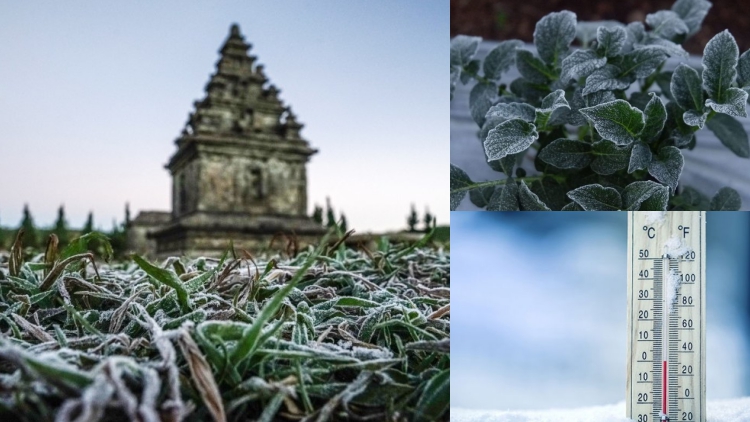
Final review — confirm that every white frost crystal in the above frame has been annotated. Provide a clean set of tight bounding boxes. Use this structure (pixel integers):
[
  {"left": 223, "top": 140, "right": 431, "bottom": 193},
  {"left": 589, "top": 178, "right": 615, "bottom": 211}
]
[{"left": 663, "top": 235, "right": 691, "bottom": 258}]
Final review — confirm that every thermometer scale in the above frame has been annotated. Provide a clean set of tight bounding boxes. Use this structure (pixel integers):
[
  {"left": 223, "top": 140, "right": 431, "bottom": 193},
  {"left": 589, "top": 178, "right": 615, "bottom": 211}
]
[{"left": 626, "top": 212, "right": 706, "bottom": 422}]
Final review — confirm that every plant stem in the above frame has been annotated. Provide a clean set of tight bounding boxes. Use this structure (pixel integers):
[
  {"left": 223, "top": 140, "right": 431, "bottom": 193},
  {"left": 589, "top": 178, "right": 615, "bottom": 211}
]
[{"left": 451, "top": 175, "right": 547, "bottom": 194}]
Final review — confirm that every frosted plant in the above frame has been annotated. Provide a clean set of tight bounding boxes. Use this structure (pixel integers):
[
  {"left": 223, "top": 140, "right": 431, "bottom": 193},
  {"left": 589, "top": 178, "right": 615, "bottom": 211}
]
[{"left": 451, "top": 0, "right": 747, "bottom": 211}]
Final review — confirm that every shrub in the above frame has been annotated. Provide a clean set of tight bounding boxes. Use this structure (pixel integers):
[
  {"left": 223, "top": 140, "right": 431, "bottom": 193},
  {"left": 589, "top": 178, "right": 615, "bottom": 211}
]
[{"left": 450, "top": 0, "right": 747, "bottom": 211}]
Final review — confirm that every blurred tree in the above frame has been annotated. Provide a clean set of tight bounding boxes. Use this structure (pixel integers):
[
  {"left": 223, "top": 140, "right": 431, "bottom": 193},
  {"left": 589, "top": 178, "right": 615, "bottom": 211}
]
[
  {"left": 82, "top": 212, "right": 94, "bottom": 234},
  {"left": 423, "top": 208, "right": 433, "bottom": 232},
  {"left": 0, "top": 215, "right": 5, "bottom": 249},
  {"left": 325, "top": 197, "right": 336, "bottom": 228},
  {"left": 312, "top": 205, "right": 324, "bottom": 225},
  {"left": 407, "top": 204, "right": 419, "bottom": 232},
  {"left": 52, "top": 205, "right": 70, "bottom": 246},
  {"left": 19, "top": 204, "right": 39, "bottom": 248},
  {"left": 340, "top": 214, "right": 348, "bottom": 233},
  {"left": 125, "top": 203, "right": 131, "bottom": 227}
]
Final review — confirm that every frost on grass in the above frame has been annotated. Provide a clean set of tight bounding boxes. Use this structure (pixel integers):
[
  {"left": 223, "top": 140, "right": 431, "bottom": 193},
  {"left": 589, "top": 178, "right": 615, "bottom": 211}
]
[{"left": 0, "top": 233, "right": 450, "bottom": 421}]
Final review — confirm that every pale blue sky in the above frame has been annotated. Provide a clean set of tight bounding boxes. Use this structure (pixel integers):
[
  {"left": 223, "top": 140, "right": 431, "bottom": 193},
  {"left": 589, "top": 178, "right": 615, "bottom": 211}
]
[{"left": 0, "top": 1, "right": 447, "bottom": 232}]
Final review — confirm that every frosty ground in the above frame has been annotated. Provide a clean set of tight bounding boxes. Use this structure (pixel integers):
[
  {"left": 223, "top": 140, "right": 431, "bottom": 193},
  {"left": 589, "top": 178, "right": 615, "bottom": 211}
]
[{"left": 451, "top": 397, "right": 750, "bottom": 422}]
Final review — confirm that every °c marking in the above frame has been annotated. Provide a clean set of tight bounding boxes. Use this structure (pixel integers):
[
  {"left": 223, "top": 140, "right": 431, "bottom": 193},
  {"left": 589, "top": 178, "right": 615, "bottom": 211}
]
[
  {"left": 678, "top": 225, "right": 690, "bottom": 238},
  {"left": 643, "top": 225, "right": 655, "bottom": 239}
]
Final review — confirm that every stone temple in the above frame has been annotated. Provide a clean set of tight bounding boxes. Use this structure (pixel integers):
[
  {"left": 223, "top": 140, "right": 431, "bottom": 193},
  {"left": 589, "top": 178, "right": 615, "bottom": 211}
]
[{"left": 127, "top": 24, "right": 325, "bottom": 257}]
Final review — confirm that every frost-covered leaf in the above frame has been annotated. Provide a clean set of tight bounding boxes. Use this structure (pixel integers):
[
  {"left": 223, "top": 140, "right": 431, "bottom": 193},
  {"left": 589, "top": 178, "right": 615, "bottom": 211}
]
[
  {"left": 646, "top": 11, "right": 689, "bottom": 40},
  {"left": 597, "top": 26, "right": 627, "bottom": 58},
  {"left": 738, "top": 50, "right": 750, "bottom": 89},
  {"left": 469, "top": 82, "right": 496, "bottom": 127},
  {"left": 535, "top": 89, "right": 570, "bottom": 129},
  {"left": 625, "top": 22, "right": 646, "bottom": 48},
  {"left": 622, "top": 180, "right": 669, "bottom": 211},
  {"left": 580, "top": 99, "right": 645, "bottom": 145},
  {"left": 469, "top": 186, "right": 495, "bottom": 208},
  {"left": 678, "top": 186, "right": 711, "bottom": 209},
  {"left": 560, "top": 49, "right": 607, "bottom": 83},
  {"left": 483, "top": 40, "right": 524, "bottom": 80},
  {"left": 643, "top": 36, "right": 689, "bottom": 58},
  {"left": 629, "top": 92, "right": 653, "bottom": 111},
  {"left": 672, "top": 0, "right": 711, "bottom": 36},
  {"left": 534, "top": 10, "right": 577, "bottom": 66},
  {"left": 450, "top": 164, "right": 472, "bottom": 210},
  {"left": 619, "top": 47, "right": 669, "bottom": 78},
  {"left": 648, "top": 146, "right": 684, "bottom": 193},
  {"left": 683, "top": 109, "right": 707, "bottom": 129},
  {"left": 538, "top": 138, "right": 592, "bottom": 169},
  {"left": 702, "top": 30, "right": 739, "bottom": 104},
  {"left": 591, "top": 140, "right": 630, "bottom": 175},
  {"left": 584, "top": 90, "right": 616, "bottom": 107},
  {"left": 628, "top": 141, "right": 653, "bottom": 173},
  {"left": 516, "top": 50, "right": 554, "bottom": 84},
  {"left": 487, "top": 179, "right": 519, "bottom": 211},
  {"left": 576, "top": 21, "right": 622, "bottom": 47},
  {"left": 671, "top": 63, "right": 704, "bottom": 111},
  {"left": 450, "top": 35, "right": 482, "bottom": 67},
  {"left": 706, "top": 113, "right": 750, "bottom": 158},
  {"left": 518, "top": 180, "right": 551, "bottom": 210},
  {"left": 567, "top": 184, "right": 622, "bottom": 210},
  {"left": 509, "top": 77, "right": 549, "bottom": 103},
  {"left": 529, "top": 177, "right": 568, "bottom": 210},
  {"left": 642, "top": 93, "right": 667, "bottom": 142},
  {"left": 485, "top": 102, "right": 536, "bottom": 123},
  {"left": 706, "top": 87, "right": 748, "bottom": 117},
  {"left": 561, "top": 202, "right": 584, "bottom": 211},
  {"left": 484, "top": 119, "right": 539, "bottom": 161},
  {"left": 565, "top": 87, "right": 587, "bottom": 126},
  {"left": 582, "top": 65, "right": 632, "bottom": 95},
  {"left": 459, "top": 59, "right": 480, "bottom": 84},
  {"left": 450, "top": 66, "right": 460, "bottom": 101},
  {"left": 710, "top": 187, "right": 741, "bottom": 211}
]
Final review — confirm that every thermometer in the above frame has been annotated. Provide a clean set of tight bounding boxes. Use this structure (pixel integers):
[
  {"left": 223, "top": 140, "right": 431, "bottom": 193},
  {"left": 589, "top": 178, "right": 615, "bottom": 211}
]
[{"left": 626, "top": 212, "right": 706, "bottom": 422}]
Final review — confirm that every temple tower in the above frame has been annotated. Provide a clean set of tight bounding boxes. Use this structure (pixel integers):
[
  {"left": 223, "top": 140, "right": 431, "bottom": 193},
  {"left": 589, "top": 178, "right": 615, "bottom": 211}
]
[{"left": 148, "top": 24, "right": 325, "bottom": 256}]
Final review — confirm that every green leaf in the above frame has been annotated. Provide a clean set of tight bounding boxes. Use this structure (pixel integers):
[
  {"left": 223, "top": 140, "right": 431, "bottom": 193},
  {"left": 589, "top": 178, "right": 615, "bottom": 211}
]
[
  {"left": 622, "top": 181, "right": 669, "bottom": 210},
  {"left": 460, "top": 59, "right": 480, "bottom": 84},
  {"left": 702, "top": 30, "right": 739, "bottom": 104},
  {"left": 671, "top": 63, "right": 704, "bottom": 112},
  {"left": 647, "top": 146, "right": 684, "bottom": 193},
  {"left": 535, "top": 89, "right": 570, "bottom": 129},
  {"left": 415, "top": 369, "right": 449, "bottom": 422},
  {"left": 567, "top": 184, "right": 622, "bottom": 210},
  {"left": 584, "top": 90, "right": 616, "bottom": 107},
  {"left": 671, "top": 0, "right": 711, "bottom": 36},
  {"left": 580, "top": 99, "right": 645, "bottom": 145},
  {"left": 706, "top": 87, "right": 748, "bottom": 117},
  {"left": 710, "top": 187, "right": 741, "bottom": 210},
  {"left": 61, "top": 232, "right": 113, "bottom": 262},
  {"left": 618, "top": 47, "right": 669, "bottom": 78},
  {"left": 597, "top": 26, "right": 627, "bottom": 57},
  {"left": 133, "top": 255, "right": 191, "bottom": 313},
  {"left": 534, "top": 10, "right": 577, "bottom": 66},
  {"left": 583, "top": 65, "right": 631, "bottom": 95},
  {"left": 469, "top": 186, "right": 495, "bottom": 208},
  {"left": 645, "top": 11, "right": 689, "bottom": 39},
  {"left": 485, "top": 102, "right": 536, "bottom": 123},
  {"left": 450, "top": 66, "right": 460, "bottom": 101},
  {"left": 484, "top": 119, "right": 539, "bottom": 161},
  {"left": 469, "top": 82, "right": 497, "bottom": 126},
  {"left": 450, "top": 35, "right": 482, "bottom": 67},
  {"left": 706, "top": 113, "right": 750, "bottom": 158},
  {"left": 561, "top": 49, "right": 607, "bottom": 83},
  {"left": 450, "top": 165, "right": 473, "bottom": 210},
  {"left": 516, "top": 50, "right": 554, "bottom": 84},
  {"left": 483, "top": 40, "right": 524, "bottom": 80},
  {"left": 538, "top": 138, "right": 592, "bottom": 169},
  {"left": 509, "top": 77, "right": 549, "bottom": 103},
  {"left": 518, "top": 181, "right": 551, "bottom": 210},
  {"left": 487, "top": 179, "right": 519, "bottom": 211},
  {"left": 677, "top": 186, "right": 711, "bottom": 209},
  {"left": 628, "top": 142, "right": 653, "bottom": 173},
  {"left": 641, "top": 93, "right": 667, "bottom": 142},
  {"left": 738, "top": 50, "right": 750, "bottom": 89},
  {"left": 591, "top": 140, "right": 630, "bottom": 175}
]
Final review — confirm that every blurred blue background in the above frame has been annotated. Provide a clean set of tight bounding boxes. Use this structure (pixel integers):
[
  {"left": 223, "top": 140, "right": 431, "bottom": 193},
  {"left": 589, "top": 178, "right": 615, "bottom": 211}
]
[{"left": 452, "top": 212, "right": 750, "bottom": 410}]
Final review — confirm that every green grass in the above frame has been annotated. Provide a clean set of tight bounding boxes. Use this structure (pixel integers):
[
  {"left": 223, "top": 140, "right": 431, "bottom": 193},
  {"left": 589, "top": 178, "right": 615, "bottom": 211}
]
[{"left": 0, "top": 230, "right": 449, "bottom": 421}]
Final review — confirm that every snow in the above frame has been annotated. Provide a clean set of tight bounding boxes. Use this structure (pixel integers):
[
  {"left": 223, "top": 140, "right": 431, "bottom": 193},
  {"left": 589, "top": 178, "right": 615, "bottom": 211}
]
[
  {"left": 644, "top": 211, "right": 666, "bottom": 226},
  {"left": 663, "top": 235, "right": 692, "bottom": 258},
  {"left": 667, "top": 268, "right": 682, "bottom": 314},
  {"left": 451, "top": 397, "right": 750, "bottom": 422}
]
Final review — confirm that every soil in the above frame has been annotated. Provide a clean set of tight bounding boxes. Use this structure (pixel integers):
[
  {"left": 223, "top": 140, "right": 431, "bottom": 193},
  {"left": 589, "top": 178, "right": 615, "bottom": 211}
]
[{"left": 451, "top": 0, "right": 750, "bottom": 54}]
